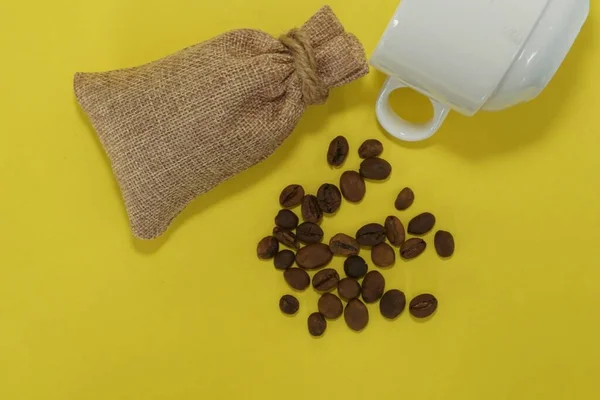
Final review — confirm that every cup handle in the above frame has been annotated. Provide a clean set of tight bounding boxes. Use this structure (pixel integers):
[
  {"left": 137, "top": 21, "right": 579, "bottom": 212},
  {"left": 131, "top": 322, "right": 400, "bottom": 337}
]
[{"left": 376, "top": 77, "right": 450, "bottom": 142}]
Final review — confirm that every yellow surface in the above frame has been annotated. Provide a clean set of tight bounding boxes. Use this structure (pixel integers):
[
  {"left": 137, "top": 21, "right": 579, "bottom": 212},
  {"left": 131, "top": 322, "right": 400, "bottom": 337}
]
[{"left": 1, "top": 1, "right": 599, "bottom": 399}]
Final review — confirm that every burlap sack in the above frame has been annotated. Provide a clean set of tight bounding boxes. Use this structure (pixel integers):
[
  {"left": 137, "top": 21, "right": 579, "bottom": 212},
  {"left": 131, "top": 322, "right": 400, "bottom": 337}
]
[{"left": 74, "top": 5, "right": 368, "bottom": 239}]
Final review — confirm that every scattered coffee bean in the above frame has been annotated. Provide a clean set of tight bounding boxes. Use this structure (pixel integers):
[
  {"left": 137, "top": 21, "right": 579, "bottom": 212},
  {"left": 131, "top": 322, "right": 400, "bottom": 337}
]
[
  {"left": 384, "top": 216, "right": 405, "bottom": 246},
  {"left": 273, "top": 227, "right": 300, "bottom": 249},
  {"left": 395, "top": 187, "right": 414, "bottom": 210},
  {"left": 327, "top": 135, "right": 349, "bottom": 167},
  {"left": 274, "top": 250, "right": 295, "bottom": 270},
  {"left": 329, "top": 233, "right": 360, "bottom": 256},
  {"left": 317, "top": 184, "right": 342, "bottom": 214},
  {"left": 312, "top": 269, "right": 340, "bottom": 292},
  {"left": 308, "top": 312, "right": 327, "bottom": 336},
  {"left": 359, "top": 158, "right": 392, "bottom": 180},
  {"left": 344, "top": 298, "right": 369, "bottom": 331},
  {"left": 275, "top": 209, "right": 299, "bottom": 229},
  {"left": 358, "top": 139, "right": 383, "bottom": 159},
  {"left": 361, "top": 270, "right": 385, "bottom": 303},
  {"left": 279, "top": 294, "right": 300, "bottom": 315},
  {"left": 279, "top": 184, "right": 305, "bottom": 208},
  {"left": 295, "top": 243, "right": 333, "bottom": 270},
  {"left": 356, "top": 223, "right": 386, "bottom": 246},
  {"left": 434, "top": 230, "right": 455, "bottom": 258},
  {"left": 408, "top": 212, "right": 436, "bottom": 235},
  {"left": 318, "top": 293, "right": 343, "bottom": 319},
  {"left": 301, "top": 195, "right": 322, "bottom": 224},
  {"left": 379, "top": 290, "right": 406, "bottom": 319},
  {"left": 339, "top": 171, "right": 366, "bottom": 203},
  {"left": 337, "top": 278, "right": 361, "bottom": 301},
  {"left": 400, "top": 238, "right": 427, "bottom": 259},
  {"left": 343, "top": 255, "right": 368, "bottom": 278},
  {"left": 409, "top": 294, "right": 438, "bottom": 318},
  {"left": 371, "top": 242, "right": 396, "bottom": 267},
  {"left": 257, "top": 236, "right": 279, "bottom": 259},
  {"left": 283, "top": 268, "right": 310, "bottom": 291},
  {"left": 296, "top": 222, "right": 324, "bottom": 244}
]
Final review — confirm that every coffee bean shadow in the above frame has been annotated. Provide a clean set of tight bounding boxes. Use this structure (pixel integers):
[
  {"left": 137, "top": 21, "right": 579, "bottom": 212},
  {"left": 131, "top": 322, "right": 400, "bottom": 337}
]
[
  {"left": 410, "top": 311, "right": 437, "bottom": 324},
  {"left": 373, "top": 18, "right": 595, "bottom": 160}
]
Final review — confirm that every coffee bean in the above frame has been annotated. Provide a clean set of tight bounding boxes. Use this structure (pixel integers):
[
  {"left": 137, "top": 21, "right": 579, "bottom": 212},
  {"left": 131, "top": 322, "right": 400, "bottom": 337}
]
[
  {"left": 312, "top": 268, "right": 340, "bottom": 292},
  {"left": 343, "top": 255, "right": 368, "bottom": 278},
  {"left": 308, "top": 312, "right": 327, "bottom": 336},
  {"left": 279, "top": 294, "right": 299, "bottom": 315},
  {"left": 435, "top": 230, "right": 455, "bottom": 258},
  {"left": 317, "top": 184, "right": 342, "bottom": 214},
  {"left": 400, "top": 238, "right": 427, "bottom": 259},
  {"left": 359, "top": 158, "right": 392, "bottom": 180},
  {"left": 379, "top": 290, "right": 406, "bottom": 319},
  {"left": 318, "top": 293, "right": 343, "bottom": 319},
  {"left": 275, "top": 209, "right": 299, "bottom": 229},
  {"left": 371, "top": 242, "right": 396, "bottom": 267},
  {"left": 327, "top": 136, "right": 349, "bottom": 167},
  {"left": 296, "top": 222, "right": 324, "bottom": 244},
  {"left": 395, "top": 187, "right": 414, "bottom": 210},
  {"left": 273, "top": 227, "right": 300, "bottom": 250},
  {"left": 358, "top": 139, "right": 383, "bottom": 159},
  {"left": 283, "top": 268, "right": 310, "bottom": 291},
  {"left": 301, "top": 195, "right": 322, "bottom": 224},
  {"left": 274, "top": 250, "right": 295, "bottom": 270},
  {"left": 339, "top": 171, "right": 366, "bottom": 204},
  {"left": 409, "top": 294, "right": 438, "bottom": 318},
  {"left": 257, "top": 236, "right": 279, "bottom": 259},
  {"left": 295, "top": 243, "right": 333, "bottom": 270},
  {"left": 356, "top": 223, "right": 386, "bottom": 246},
  {"left": 408, "top": 212, "right": 436, "bottom": 235},
  {"left": 384, "top": 216, "right": 405, "bottom": 246},
  {"left": 329, "top": 233, "right": 360, "bottom": 256},
  {"left": 361, "top": 270, "right": 385, "bottom": 303},
  {"left": 344, "top": 298, "right": 369, "bottom": 331},
  {"left": 279, "top": 184, "right": 304, "bottom": 208},
  {"left": 337, "top": 278, "right": 361, "bottom": 301}
]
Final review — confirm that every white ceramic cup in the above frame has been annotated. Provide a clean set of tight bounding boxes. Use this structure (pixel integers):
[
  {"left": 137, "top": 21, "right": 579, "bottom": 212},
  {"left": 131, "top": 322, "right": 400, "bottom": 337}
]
[{"left": 370, "top": 0, "right": 590, "bottom": 142}]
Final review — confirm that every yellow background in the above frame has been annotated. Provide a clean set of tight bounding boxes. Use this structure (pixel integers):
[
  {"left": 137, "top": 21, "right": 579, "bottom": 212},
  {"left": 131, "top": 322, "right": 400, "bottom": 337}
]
[{"left": 1, "top": 0, "right": 599, "bottom": 399}]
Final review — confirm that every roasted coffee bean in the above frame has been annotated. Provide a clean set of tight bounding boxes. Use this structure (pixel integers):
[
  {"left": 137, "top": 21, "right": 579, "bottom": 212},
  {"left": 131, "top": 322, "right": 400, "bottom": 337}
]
[
  {"left": 283, "top": 268, "right": 310, "bottom": 291},
  {"left": 329, "top": 233, "right": 360, "bottom": 256},
  {"left": 435, "top": 230, "right": 455, "bottom": 258},
  {"left": 344, "top": 298, "right": 369, "bottom": 331},
  {"left": 371, "top": 242, "right": 396, "bottom": 267},
  {"left": 279, "top": 294, "right": 300, "bottom": 315},
  {"left": 327, "top": 136, "right": 349, "bottom": 167},
  {"left": 343, "top": 255, "right": 368, "bottom": 278},
  {"left": 395, "top": 187, "right": 414, "bottom": 210},
  {"left": 273, "top": 227, "right": 300, "bottom": 250},
  {"left": 318, "top": 293, "right": 343, "bottom": 319},
  {"left": 400, "top": 238, "right": 427, "bottom": 259},
  {"left": 312, "top": 268, "right": 340, "bottom": 292},
  {"left": 279, "top": 184, "right": 305, "bottom": 208},
  {"left": 379, "top": 290, "right": 406, "bottom": 319},
  {"left": 301, "top": 195, "right": 322, "bottom": 224},
  {"left": 361, "top": 270, "right": 385, "bottom": 303},
  {"left": 308, "top": 312, "right": 327, "bottom": 336},
  {"left": 317, "top": 184, "right": 342, "bottom": 214},
  {"left": 296, "top": 222, "right": 324, "bottom": 244},
  {"left": 409, "top": 294, "right": 438, "bottom": 318},
  {"left": 358, "top": 139, "right": 383, "bottom": 159},
  {"left": 408, "top": 212, "right": 436, "bottom": 235},
  {"left": 274, "top": 250, "right": 295, "bottom": 270},
  {"left": 384, "top": 216, "right": 405, "bottom": 246},
  {"left": 359, "top": 158, "right": 392, "bottom": 180},
  {"left": 295, "top": 243, "right": 333, "bottom": 270},
  {"left": 337, "top": 278, "right": 361, "bottom": 301},
  {"left": 356, "top": 223, "right": 386, "bottom": 246},
  {"left": 275, "top": 209, "right": 299, "bottom": 229},
  {"left": 339, "top": 171, "right": 366, "bottom": 203},
  {"left": 257, "top": 236, "right": 279, "bottom": 259}
]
